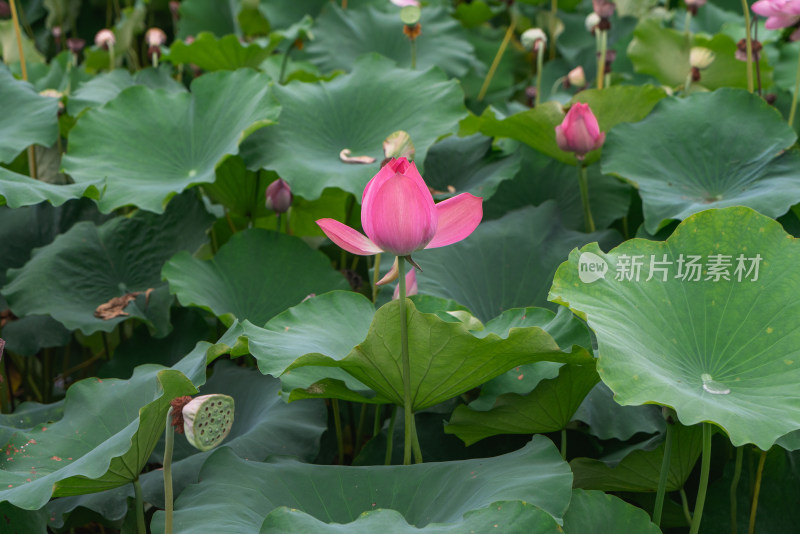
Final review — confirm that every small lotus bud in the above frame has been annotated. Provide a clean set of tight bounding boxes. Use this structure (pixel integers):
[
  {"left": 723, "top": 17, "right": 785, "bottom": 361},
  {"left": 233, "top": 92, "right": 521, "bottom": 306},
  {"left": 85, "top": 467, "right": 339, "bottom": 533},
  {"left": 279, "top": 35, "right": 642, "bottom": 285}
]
[
  {"left": 94, "top": 29, "right": 115, "bottom": 50},
  {"left": 685, "top": 0, "right": 706, "bottom": 15},
  {"left": 521, "top": 28, "right": 547, "bottom": 52},
  {"left": 391, "top": 0, "right": 420, "bottom": 5},
  {"left": 555, "top": 102, "right": 606, "bottom": 160},
  {"left": 0, "top": 1, "right": 9, "bottom": 18},
  {"left": 52, "top": 26, "right": 62, "bottom": 41},
  {"left": 566, "top": 66, "right": 586, "bottom": 88},
  {"left": 585, "top": 12, "right": 601, "bottom": 33},
  {"left": 145, "top": 27, "right": 167, "bottom": 47},
  {"left": 689, "top": 47, "right": 715, "bottom": 69},
  {"left": 592, "top": 0, "right": 616, "bottom": 19},
  {"left": 67, "top": 37, "right": 85, "bottom": 55},
  {"left": 182, "top": 394, "right": 234, "bottom": 451},
  {"left": 265, "top": 178, "right": 293, "bottom": 214}
]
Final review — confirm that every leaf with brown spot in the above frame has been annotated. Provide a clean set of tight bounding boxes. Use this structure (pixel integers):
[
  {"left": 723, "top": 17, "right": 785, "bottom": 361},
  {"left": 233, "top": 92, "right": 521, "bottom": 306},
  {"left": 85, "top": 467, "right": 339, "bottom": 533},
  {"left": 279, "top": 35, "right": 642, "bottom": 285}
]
[{"left": 94, "top": 288, "right": 153, "bottom": 320}]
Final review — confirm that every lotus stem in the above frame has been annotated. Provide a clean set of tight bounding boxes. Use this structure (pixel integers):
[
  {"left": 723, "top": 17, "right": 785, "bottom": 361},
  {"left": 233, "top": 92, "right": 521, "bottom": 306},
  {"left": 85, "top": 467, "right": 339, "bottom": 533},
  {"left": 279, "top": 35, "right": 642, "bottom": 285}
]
[
  {"left": 410, "top": 414, "right": 423, "bottom": 463},
  {"left": 478, "top": 11, "right": 516, "bottom": 101},
  {"left": 730, "top": 446, "right": 743, "bottom": 534},
  {"left": 398, "top": 256, "right": 415, "bottom": 465},
  {"left": 689, "top": 423, "right": 712, "bottom": 534},
  {"left": 549, "top": 0, "right": 558, "bottom": 60},
  {"left": 163, "top": 409, "right": 175, "bottom": 534},
  {"left": 108, "top": 46, "right": 115, "bottom": 72},
  {"left": 684, "top": 10, "right": 692, "bottom": 37},
  {"left": 748, "top": 448, "right": 767, "bottom": 534},
  {"left": 596, "top": 30, "right": 607, "bottom": 89},
  {"left": 577, "top": 164, "right": 596, "bottom": 233},
  {"left": 684, "top": 70, "right": 694, "bottom": 96},
  {"left": 384, "top": 405, "right": 397, "bottom": 465},
  {"left": 279, "top": 46, "right": 291, "bottom": 85},
  {"left": 653, "top": 421, "right": 675, "bottom": 527},
  {"left": 332, "top": 399, "right": 344, "bottom": 465},
  {"left": 560, "top": 428, "right": 567, "bottom": 459},
  {"left": 354, "top": 403, "right": 367, "bottom": 456},
  {"left": 373, "top": 404, "right": 382, "bottom": 437},
  {"left": 535, "top": 45, "right": 545, "bottom": 107},
  {"left": 681, "top": 488, "right": 693, "bottom": 525},
  {"left": 151, "top": 51, "right": 158, "bottom": 68},
  {"left": 788, "top": 49, "right": 800, "bottom": 127},
  {"left": 133, "top": 478, "right": 146, "bottom": 534},
  {"left": 741, "top": 0, "right": 754, "bottom": 93},
  {"left": 8, "top": 0, "right": 27, "bottom": 80},
  {"left": 372, "top": 253, "right": 382, "bottom": 302}
]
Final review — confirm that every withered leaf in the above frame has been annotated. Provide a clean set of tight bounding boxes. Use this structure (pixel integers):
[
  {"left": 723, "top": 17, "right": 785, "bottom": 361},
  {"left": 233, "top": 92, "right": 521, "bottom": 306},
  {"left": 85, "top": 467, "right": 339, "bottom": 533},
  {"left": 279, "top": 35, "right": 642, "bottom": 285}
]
[
  {"left": 339, "top": 149, "right": 376, "bottom": 164},
  {"left": 94, "top": 288, "right": 154, "bottom": 320}
]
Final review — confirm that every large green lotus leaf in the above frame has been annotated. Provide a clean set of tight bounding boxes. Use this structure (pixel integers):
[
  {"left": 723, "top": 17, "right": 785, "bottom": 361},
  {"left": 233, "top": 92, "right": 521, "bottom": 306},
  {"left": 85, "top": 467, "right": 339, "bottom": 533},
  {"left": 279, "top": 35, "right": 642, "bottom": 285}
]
[
  {"left": 570, "top": 424, "right": 703, "bottom": 492},
  {"left": 0, "top": 401, "right": 64, "bottom": 445},
  {"left": 151, "top": 435, "right": 572, "bottom": 533},
  {"left": 66, "top": 67, "right": 186, "bottom": 116},
  {"left": 0, "top": 366, "right": 196, "bottom": 510},
  {"left": 0, "top": 21, "right": 45, "bottom": 67},
  {"left": 240, "top": 54, "right": 466, "bottom": 200},
  {"left": 163, "top": 228, "right": 348, "bottom": 326},
  {"left": 773, "top": 41, "right": 800, "bottom": 93},
  {"left": 602, "top": 89, "right": 800, "bottom": 233},
  {"left": 61, "top": 69, "right": 279, "bottom": 213},
  {"left": 0, "top": 166, "right": 100, "bottom": 209},
  {"left": 549, "top": 207, "right": 800, "bottom": 449},
  {"left": 165, "top": 32, "right": 282, "bottom": 71},
  {"left": 0, "top": 502, "right": 48, "bottom": 533},
  {"left": 306, "top": 5, "right": 475, "bottom": 77},
  {"left": 2, "top": 193, "right": 213, "bottom": 335},
  {"left": 573, "top": 382, "right": 665, "bottom": 441},
  {"left": 627, "top": 18, "right": 771, "bottom": 89},
  {"left": 414, "top": 203, "right": 619, "bottom": 322},
  {"left": 562, "top": 490, "right": 662, "bottom": 534},
  {"left": 446, "top": 363, "right": 600, "bottom": 445},
  {"left": 0, "top": 68, "right": 59, "bottom": 163},
  {"left": 286, "top": 298, "right": 593, "bottom": 409},
  {"left": 483, "top": 145, "right": 633, "bottom": 232},
  {"left": 462, "top": 85, "right": 665, "bottom": 166},
  {"left": 422, "top": 134, "right": 521, "bottom": 200},
  {"left": 25, "top": 51, "right": 92, "bottom": 93}
]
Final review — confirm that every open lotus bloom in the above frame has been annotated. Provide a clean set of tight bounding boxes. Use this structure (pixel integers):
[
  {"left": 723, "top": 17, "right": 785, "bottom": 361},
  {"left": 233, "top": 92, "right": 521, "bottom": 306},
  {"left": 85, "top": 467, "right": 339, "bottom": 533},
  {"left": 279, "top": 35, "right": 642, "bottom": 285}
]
[
  {"left": 317, "top": 158, "right": 483, "bottom": 257},
  {"left": 752, "top": 0, "right": 800, "bottom": 28}
]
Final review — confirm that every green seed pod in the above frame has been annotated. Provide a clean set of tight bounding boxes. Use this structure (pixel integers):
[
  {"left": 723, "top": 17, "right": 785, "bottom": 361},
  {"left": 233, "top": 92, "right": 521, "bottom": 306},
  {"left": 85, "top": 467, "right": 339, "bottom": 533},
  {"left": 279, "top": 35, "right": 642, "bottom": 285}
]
[{"left": 182, "top": 394, "right": 235, "bottom": 451}]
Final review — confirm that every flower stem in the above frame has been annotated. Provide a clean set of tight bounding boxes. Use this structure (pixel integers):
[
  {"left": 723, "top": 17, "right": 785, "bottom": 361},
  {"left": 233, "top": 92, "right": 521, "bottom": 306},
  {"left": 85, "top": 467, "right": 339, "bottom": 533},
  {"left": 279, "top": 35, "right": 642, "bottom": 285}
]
[
  {"left": 397, "top": 256, "right": 414, "bottom": 466},
  {"left": 748, "top": 448, "right": 767, "bottom": 534},
  {"left": 535, "top": 45, "right": 545, "bottom": 107},
  {"left": 373, "top": 403, "right": 382, "bottom": 437},
  {"left": 354, "top": 403, "right": 367, "bottom": 456},
  {"left": 577, "top": 164, "right": 596, "bottom": 233},
  {"left": 372, "top": 253, "right": 382, "bottom": 303},
  {"left": 681, "top": 488, "right": 693, "bottom": 525},
  {"left": 730, "top": 446, "right": 743, "bottom": 534},
  {"left": 384, "top": 405, "right": 397, "bottom": 465},
  {"left": 689, "top": 423, "right": 713, "bottom": 534},
  {"left": 133, "top": 478, "right": 146, "bottom": 534},
  {"left": 596, "top": 30, "right": 607, "bottom": 89},
  {"left": 788, "top": 48, "right": 800, "bottom": 127},
  {"left": 684, "top": 10, "right": 692, "bottom": 37},
  {"left": 8, "top": 0, "right": 27, "bottom": 81},
  {"left": 560, "top": 428, "right": 567, "bottom": 460},
  {"left": 163, "top": 409, "right": 175, "bottom": 534},
  {"left": 740, "top": 0, "right": 754, "bottom": 93},
  {"left": 109, "top": 46, "right": 115, "bottom": 72},
  {"left": 684, "top": 70, "right": 694, "bottom": 96},
  {"left": 478, "top": 11, "right": 516, "bottom": 101},
  {"left": 653, "top": 421, "right": 675, "bottom": 527},
  {"left": 549, "top": 0, "right": 558, "bottom": 60},
  {"left": 410, "top": 414, "right": 423, "bottom": 463},
  {"left": 332, "top": 399, "right": 344, "bottom": 465}
]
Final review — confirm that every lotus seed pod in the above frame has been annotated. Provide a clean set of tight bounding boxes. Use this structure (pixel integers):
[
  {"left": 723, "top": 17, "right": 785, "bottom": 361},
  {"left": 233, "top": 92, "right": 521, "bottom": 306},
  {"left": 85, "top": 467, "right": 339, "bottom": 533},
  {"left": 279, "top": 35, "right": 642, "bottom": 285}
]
[
  {"left": 94, "top": 29, "right": 115, "bottom": 50},
  {"left": 145, "top": 27, "right": 167, "bottom": 47},
  {"left": 182, "top": 394, "right": 234, "bottom": 451},
  {"left": 521, "top": 28, "right": 547, "bottom": 52}
]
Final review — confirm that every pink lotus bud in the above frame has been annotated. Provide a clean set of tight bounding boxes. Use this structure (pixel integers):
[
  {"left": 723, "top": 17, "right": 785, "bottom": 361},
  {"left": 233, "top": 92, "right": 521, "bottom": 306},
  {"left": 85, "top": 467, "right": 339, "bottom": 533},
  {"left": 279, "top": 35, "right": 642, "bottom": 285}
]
[
  {"left": 265, "top": 178, "right": 293, "bottom": 214},
  {"left": 52, "top": 26, "right": 62, "bottom": 40},
  {"left": 94, "top": 29, "right": 115, "bottom": 50},
  {"left": 567, "top": 66, "right": 586, "bottom": 88},
  {"left": 145, "top": 27, "right": 167, "bottom": 47},
  {"left": 67, "top": 37, "right": 85, "bottom": 55},
  {"left": 391, "top": 0, "right": 420, "bottom": 6},
  {"left": 592, "top": 0, "right": 616, "bottom": 18},
  {"left": 555, "top": 103, "right": 606, "bottom": 160},
  {"left": 316, "top": 158, "right": 483, "bottom": 258},
  {"left": 752, "top": 0, "right": 800, "bottom": 29},
  {"left": 685, "top": 0, "right": 707, "bottom": 14}
]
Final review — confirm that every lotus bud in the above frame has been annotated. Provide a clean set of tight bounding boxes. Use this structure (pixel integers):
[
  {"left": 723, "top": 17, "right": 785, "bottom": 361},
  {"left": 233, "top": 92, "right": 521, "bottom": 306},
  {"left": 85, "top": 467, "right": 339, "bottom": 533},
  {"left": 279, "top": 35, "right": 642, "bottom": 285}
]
[
  {"left": 0, "top": 2, "right": 9, "bottom": 18},
  {"left": 145, "top": 27, "right": 167, "bottom": 48},
  {"left": 585, "top": 12, "right": 601, "bottom": 33},
  {"left": 689, "top": 47, "right": 715, "bottom": 69},
  {"left": 566, "top": 66, "right": 586, "bottom": 88},
  {"left": 182, "top": 394, "right": 234, "bottom": 451},
  {"left": 265, "top": 178, "right": 293, "bottom": 214},
  {"left": 521, "top": 28, "right": 547, "bottom": 53},
  {"left": 52, "top": 26, "right": 62, "bottom": 41},
  {"left": 67, "top": 37, "right": 85, "bottom": 55},
  {"left": 593, "top": 0, "right": 616, "bottom": 19},
  {"left": 391, "top": 0, "right": 420, "bottom": 5},
  {"left": 94, "top": 29, "right": 115, "bottom": 50},
  {"left": 555, "top": 102, "right": 606, "bottom": 160},
  {"left": 685, "top": 0, "right": 707, "bottom": 15}
]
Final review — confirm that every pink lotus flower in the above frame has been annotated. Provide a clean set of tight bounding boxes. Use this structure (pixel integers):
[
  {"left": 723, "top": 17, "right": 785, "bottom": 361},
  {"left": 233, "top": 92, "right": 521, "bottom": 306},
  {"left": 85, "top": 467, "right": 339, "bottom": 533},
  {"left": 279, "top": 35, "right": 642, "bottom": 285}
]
[
  {"left": 317, "top": 158, "right": 482, "bottom": 257},
  {"left": 752, "top": 0, "right": 800, "bottom": 29},
  {"left": 265, "top": 178, "right": 293, "bottom": 214},
  {"left": 555, "top": 103, "right": 606, "bottom": 160},
  {"left": 391, "top": 0, "right": 420, "bottom": 6}
]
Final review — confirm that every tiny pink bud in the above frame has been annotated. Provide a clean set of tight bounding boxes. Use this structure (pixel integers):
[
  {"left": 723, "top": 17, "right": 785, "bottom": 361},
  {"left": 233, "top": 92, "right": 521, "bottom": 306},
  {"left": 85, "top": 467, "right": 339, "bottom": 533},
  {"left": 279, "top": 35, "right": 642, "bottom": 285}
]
[
  {"left": 554, "top": 103, "right": 606, "bottom": 160},
  {"left": 592, "top": 0, "right": 616, "bottom": 18},
  {"left": 145, "top": 27, "right": 167, "bottom": 47},
  {"left": 52, "top": 26, "right": 62, "bottom": 40},
  {"left": 94, "top": 29, "right": 115, "bottom": 50},
  {"left": 265, "top": 179, "right": 293, "bottom": 214},
  {"left": 567, "top": 66, "right": 586, "bottom": 88}
]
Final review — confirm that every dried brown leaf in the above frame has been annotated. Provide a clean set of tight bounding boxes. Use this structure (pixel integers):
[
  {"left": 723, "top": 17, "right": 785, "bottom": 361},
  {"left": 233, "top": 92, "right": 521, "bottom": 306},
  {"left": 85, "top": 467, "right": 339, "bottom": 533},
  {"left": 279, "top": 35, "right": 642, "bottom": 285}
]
[{"left": 94, "top": 288, "right": 154, "bottom": 320}]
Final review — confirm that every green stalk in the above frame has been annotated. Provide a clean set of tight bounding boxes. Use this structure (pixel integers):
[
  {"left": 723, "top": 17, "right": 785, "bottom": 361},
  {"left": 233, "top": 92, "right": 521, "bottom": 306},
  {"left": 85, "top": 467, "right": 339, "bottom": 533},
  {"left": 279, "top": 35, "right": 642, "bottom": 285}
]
[
  {"left": 684, "top": 69, "right": 694, "bottom": 96},
  {"left": 133, "top": 478, "right": 146, "bottom": 534},
  {"left": 577, "top": 164, "right": 596, "bottom": 233},
  {"left": 8, "top": 0, "right": 27, "bottom": 80},
  {"left": 372, "top": 253, "right": 382, "bottom": 303},
  {"left": 278, "top": 46, "right": 291, "bottom": 85},
  {"left": 730, "top": 446, "right": 743, "bottom": 534},
  {"left": 689, "top": 423, "right": 713, "bottom": 534},
  {"left": 596, "top": 30, "right": 607, "bottom": 89},
  {"left": 410, "top": 410, "right": 423, "bottom": 464},
  {"left": 549, "top": 0, "right": 558, "bottom": 60},
  {"left": 535, "top": 44, "right": 545, "bottom": 107},
  {"left": 354, "top": 403, "right": 367, "bottom": 456},
  {"left": 477, "top": 11, "right": 516, "bottom": 101},
  {"left": 398, "top": 256, "right": 414, "bottom": 466},
  {"left": 684, "top": 10, "right": 692, "bottom": 37},
  {"left": 680, "top": 488, "right": 693, "bottom": 525},
  {"left": 653, "top": 422, "right": 675, "bottom": 527},
  {"left": 163, "top": 409, "right": 175, "bottom": 534},
  {"left": 108, "top": 46, "right": 115, "bottom": 72},
  {"left": 741, "top": 0, "right": 755, "bottom": 93},
  {"left": 788, "top": 49, "right": 800, "bottom": 127},
  {"left": 332, "top": 399, "right": 345, "bottom": 465},
  {"left": 373, "top": 403, "right": 382, "bottom": 438},
  {"left": 384, "top": 405, "right": 397, "bottom": 465},
  {"left": 748, "top": 449, "right": 767, "bottom": 534},
  {"left": 560, "top": 429, "right": 567, "bottom": 460}
]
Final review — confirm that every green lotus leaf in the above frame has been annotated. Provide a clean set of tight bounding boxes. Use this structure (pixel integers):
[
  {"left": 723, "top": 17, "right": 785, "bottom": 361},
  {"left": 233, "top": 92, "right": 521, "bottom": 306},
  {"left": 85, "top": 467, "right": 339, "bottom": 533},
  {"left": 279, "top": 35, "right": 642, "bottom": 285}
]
[
  {"left": 0, "top": 501, "right": 48, "bottom": 533},
  {"left": 66, "top": 67, "right": 186, "bottom": 116},
  {"left": 62, "top": 69, "right": 279, "bottom": 213},
  {"left": 414, "top": 203, "right": 620, "bottom": 321},
  {"left": 285, "top": 297, "right": 593, "bottom": 409},
  {"left": 2, "top": 193, "right": 213, "bottom": 335},
  {"left": 240, "top": 54, "right": 466, "bottom": 200},
  {"left": 306, "top": 5, "right": 475, "bottom": 77},
  {"left": 164, "top": 32, "right": 282, "bottom": 71},
  {"left": 549, "top": 207, "right": 800, "bottom": 449},
  {"left": 0, "top": 166, "right": 100, "bottom": 209},
  {"left": 151, "top": 435, "right": 572, "bottom": 533},
  {"left": 573, "top": 382, "right": 665, "bottom": 441},
  {"left": 0, "top": 366, "right": 196, "bottom": 510},
  {"left": 0, "top": 401, "right": 64, "bottom": 446},
  {"left": 26, "top": 51, "right": 92, "bottom": 93},
  {"left": 0, "top": 68, "right": 59, "bottom": 163},
  {"left": 163, "top": 228, "right": 348, "bottom": 326},
  {"left": 602, "top": 89, "right": 800, "bottom": 233},
  {"left": 0, "top": 21, "right": 45, "bottom": 67},
  {"left": 562, "top": 489, "right": 662, "bottom": 533}
]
